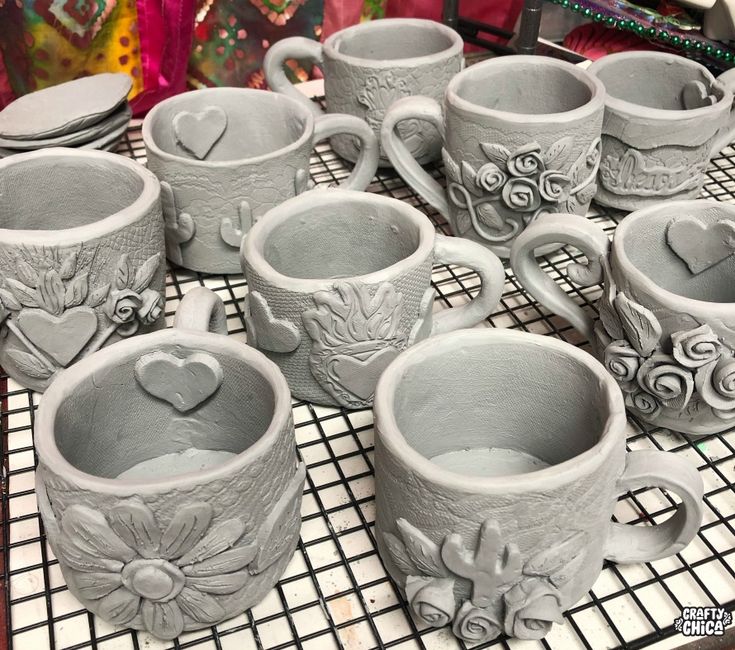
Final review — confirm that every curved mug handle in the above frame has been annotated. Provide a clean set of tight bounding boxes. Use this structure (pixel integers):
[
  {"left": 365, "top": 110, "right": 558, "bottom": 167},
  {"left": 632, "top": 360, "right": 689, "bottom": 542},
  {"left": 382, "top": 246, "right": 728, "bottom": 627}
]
[
  {"left": 711, "top": 68, "right": 735, "bottom": 157},
  {"left": 604, "top": 449, "right": 703, "bottom": 563},
  {"left": 174, "top": 286, "right": 228, "bottom": 335},
  {"left": 431, "top": 235, "right": 505, "bottom": 334},
  {"left": 381, "top": 96, "right": 450, "bottom": 218},
  {"left": 509, "top": 212, "right": 610, "bottom": 342},
  {"left": 263, "top": 37, "right": 324, "bottom": 117}
]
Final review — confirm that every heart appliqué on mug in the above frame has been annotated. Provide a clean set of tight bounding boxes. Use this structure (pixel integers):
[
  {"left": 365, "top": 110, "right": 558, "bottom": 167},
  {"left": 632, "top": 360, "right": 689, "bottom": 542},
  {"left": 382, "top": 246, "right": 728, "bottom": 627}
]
[
  {"left": 328, "top": 347, "right": 399, "bottom": 401},
  {"left": 134, "top": 351, "right": 224, "bottom": 412},
  {"left": 666, "top": 216, "right": 735, "bottom": 274},
  {"left": 17, "top": 307, "right": 97, "bottom": 366},
  {"left": 244, "top": 291, "right": 301, "bottom": 353},
  {"left": 173, "top": 106, "right": 228, "bottom": 160}
]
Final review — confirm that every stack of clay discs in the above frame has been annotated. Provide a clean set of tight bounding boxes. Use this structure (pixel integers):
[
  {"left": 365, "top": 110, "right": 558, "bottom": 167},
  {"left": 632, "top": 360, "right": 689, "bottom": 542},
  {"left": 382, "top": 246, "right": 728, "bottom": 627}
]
[{"left": 0, "top": 73, "right": 132, "bottom": 157}]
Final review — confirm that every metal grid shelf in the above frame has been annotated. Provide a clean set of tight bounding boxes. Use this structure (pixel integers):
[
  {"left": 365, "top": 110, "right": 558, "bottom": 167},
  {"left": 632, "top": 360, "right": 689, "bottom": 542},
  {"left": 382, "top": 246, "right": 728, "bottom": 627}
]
[{"left": 2, "top": 116, "right": 735, "bottom": 650}]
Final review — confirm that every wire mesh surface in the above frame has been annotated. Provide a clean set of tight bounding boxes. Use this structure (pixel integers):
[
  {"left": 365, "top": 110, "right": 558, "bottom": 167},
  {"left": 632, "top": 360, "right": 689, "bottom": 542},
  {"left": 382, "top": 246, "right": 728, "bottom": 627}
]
[{"left": 2, "top": 117, "right": 735, "bottom": 650}]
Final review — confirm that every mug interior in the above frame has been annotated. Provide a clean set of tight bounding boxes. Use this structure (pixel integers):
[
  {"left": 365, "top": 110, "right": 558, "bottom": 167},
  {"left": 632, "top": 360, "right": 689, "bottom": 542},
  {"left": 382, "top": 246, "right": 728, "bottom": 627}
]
[
  {"left": 620, "top": 205, "right": 735, "bottom": 302},
  {"left": 0, "top": 156, "right": 143, "bottom": 230},
  {"left": 593, "top": 55, "right": 721, "bottom": 110},
  {"left": 333, "top": 21, "right": 456, "bottom": 60},
  {"left": 51, "top": 345, "right": 276, "bottom": 480},
  {"left": 454, "top": 60, "right": 593, "bottom": 115},
  {"left": 388, "top": 338, "right": 610, "bottom": 477},
  {"left": 261, "top": 198, "right": 423, "bottom": 279},
  {"left": 147, "top": 90, "right": 309, "bottom": 162}
]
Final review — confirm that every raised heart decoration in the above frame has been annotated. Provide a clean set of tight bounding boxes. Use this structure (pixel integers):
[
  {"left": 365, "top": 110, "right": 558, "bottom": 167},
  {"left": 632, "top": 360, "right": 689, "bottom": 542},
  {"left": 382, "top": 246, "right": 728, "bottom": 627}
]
[
  {"left": 172, "top": 106, "right": 228, "bottom": 160},
  {"left": 17, "top": 307, "right": 97, "bottom": 366},
  {"left": 328, "top": 347, "right": 399, "bottom": 401},
  {"left": 244, "top": 291, "right": 300, "bottom": 353},
  {"left": 134, "top": 351, "right": 224, "bottom": 412},
  {"left": 666, "top": 216, "right": 735, "bottom": 274}
]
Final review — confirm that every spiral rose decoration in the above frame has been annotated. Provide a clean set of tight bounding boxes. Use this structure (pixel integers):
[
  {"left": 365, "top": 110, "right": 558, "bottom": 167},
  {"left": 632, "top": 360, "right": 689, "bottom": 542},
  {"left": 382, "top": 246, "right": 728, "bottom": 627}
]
[
  {"left": 104, "top": 289, "right": 143, "bottom": 325},
  {"left": 625, "top": 388, "right": 661, "bottom": 418},
  {"left": 507, "top": 143, "right": 544, "bottom": 177},
  {"left": 637, "top": 353, "right": 694, "bottom": 411},
  {"left": 672, "top": 324, "right": 721, "bottom": 369},
  {"left": 604, "top": 340, "right": 641, "bottom": 384},
  {"left": 137, "top": 288, "right": 164, "bottom": 326},
  {"left": 503, "top": 578, "right": 564, "bottom": 640},
  {"left": 502, "top": 178, "right": 541, "bottom": 212},
  {"left": 453, "top": 600, "right": 502, "bottom": 643},
  {"left": 538, "top": 170, "right": 572, "bottom": 203},
  {"left": 405, "top": 577, "right": 455, "bottom": 628},
  {"left": 695, "top": 356, "right": 735, "bottom": 419},
  {"left": 475, "top": 162, "right": 507, "bottom": 194}
]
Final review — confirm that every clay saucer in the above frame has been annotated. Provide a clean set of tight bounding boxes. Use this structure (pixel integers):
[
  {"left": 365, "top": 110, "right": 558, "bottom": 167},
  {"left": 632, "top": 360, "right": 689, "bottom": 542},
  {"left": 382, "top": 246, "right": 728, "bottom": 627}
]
[{"left": 0, "top": 73, "right": 132, "bottom": 140}]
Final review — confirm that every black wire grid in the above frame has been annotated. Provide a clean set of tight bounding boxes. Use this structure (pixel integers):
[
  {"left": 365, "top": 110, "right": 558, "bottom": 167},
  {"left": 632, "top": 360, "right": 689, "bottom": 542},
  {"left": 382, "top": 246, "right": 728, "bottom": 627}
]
[{"left": 2, "top": 117, "right": 735, "bottom": 650}]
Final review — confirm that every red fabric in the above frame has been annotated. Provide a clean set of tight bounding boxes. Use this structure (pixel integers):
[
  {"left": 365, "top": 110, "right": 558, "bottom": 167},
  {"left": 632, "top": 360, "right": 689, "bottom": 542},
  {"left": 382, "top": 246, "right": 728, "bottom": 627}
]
[
  {"left": 322, "top": 0, "right": 366, "bottom": 39},
  {"left": 130, "top": 0, "right": 197, "bottom": 115}
]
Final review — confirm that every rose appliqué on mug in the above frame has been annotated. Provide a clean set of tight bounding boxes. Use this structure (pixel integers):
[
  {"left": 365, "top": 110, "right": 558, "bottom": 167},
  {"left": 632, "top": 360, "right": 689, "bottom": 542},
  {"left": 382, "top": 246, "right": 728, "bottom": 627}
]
[
  {"left": 442, "top": 136, "right": 601, "bottom": 243},
  {"left": 383, "top": 518, "right": 585, "bottom": 641}
]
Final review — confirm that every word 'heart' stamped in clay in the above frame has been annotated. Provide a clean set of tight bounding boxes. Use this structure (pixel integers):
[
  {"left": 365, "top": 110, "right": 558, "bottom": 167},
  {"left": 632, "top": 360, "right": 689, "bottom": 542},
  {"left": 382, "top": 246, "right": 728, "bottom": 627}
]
[
  {"left": 173, "top": 106, "right": 228, "bottom": 160},
  {"left": 329, "top": 347, "right": 399, "bottom": 400},
  {"left": 666, "top": 217, "right": 735, "bottom": 274},
  {"left": 135, "top": 351, "right": 224, "bottom": 412},
  {"left": 17, "top": 307, "right": 97, "bottom": 366}
]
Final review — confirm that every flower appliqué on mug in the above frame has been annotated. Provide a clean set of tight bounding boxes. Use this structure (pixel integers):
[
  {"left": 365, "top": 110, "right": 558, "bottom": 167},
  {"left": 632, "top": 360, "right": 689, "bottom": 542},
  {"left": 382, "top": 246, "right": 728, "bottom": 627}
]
[
  {"left": 302, "top": 281, "right": 407, "bottom": 408},
  {"left": 0, "top": 248, "right": 162, "bottom": 381},
  {"left": 443, "top": 136, "right": 600, "bottom": 243},
  {"left": 594, "top": 258, "right": 735, "bottom": 421},
  {"left": 384, "top": 518, "right": 582, "bottom": 641}
]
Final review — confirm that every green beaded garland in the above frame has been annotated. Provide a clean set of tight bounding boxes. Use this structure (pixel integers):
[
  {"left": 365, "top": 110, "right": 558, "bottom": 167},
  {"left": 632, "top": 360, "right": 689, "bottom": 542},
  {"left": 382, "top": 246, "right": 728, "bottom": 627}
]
[
  {"left": 683, "top": 39, "right": 691, "bottom": 49},
  {"left": 659, "top": 30, "right": 669, "bottom": 40},
  {"left": 672, "top": 36, "right": 681, "bottom": 45},
  {"left": 572, "top": 2, "right": 580, "bottom": 11},
  {"left": 583, "top": 7, "right": 592, "bottom": 16},
  {"left": 706, "top": 45, "right": 713, "bottom": 53},
  {"left": 725, "top": 52, "right": 733, "bottom": 61}
]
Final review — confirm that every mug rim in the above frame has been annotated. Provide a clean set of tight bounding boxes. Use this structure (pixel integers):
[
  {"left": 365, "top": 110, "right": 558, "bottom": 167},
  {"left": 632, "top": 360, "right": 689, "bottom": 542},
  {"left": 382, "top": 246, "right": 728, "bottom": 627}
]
[
  {"left": 374, "top": 328, "right": 626, "bottom": 493},
  {"left": 241, "top": 189, "right": 436, "bottom": 292},
  {"left": 446, "top": 54, "right": 606, "bottom": 123},
  {"left": 34, "top": 328, "right": 293, "bottom": 495},
  {"left": 142, "top": 87, "right": 315, "bottom": 168},
  {"left": 588, "top": 51, "right": 731, "bottom": 121},
  {"left": 0, "top": 148, "right": 160, "bottom": 247},
  {"left": 613, "top": 199, "right": 735, "bottom": 313},
  {"left": 322, "top": 18, "right": 464, "bottom": 69}
]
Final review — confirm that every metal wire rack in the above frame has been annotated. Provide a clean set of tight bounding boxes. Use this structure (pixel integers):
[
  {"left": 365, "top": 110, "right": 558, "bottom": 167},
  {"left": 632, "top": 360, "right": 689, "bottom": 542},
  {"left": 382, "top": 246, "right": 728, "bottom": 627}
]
[{"left": 2, "top": 116, "right": 735, "bottom": 650}]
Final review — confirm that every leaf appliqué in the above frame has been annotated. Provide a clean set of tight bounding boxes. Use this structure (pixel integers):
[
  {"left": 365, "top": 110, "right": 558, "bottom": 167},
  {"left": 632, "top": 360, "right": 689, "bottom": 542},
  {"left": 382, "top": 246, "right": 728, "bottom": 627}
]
[
  {"left": 131, "top": 253, "right": 161, "bottom": 293},
  {"left": 396, "top": 518, "right": 448, "bottom": 578},
  {"left": 543, "top": 136, "right": 574, "bottom": 169},
  {"left": 382, "top": 531, "right": 418, "bottom": 576},
  {"left": 480, "top": 143, "right": 511, "bottom": 166},
  {"left": 6, "top": 349, "right": 54, "bottom": 379},
  {"left": 523, "top": 531, "right": 588, "bottom": 589},
  {"left": 614, "top": 293, "right": 662, "bottom": 357}
]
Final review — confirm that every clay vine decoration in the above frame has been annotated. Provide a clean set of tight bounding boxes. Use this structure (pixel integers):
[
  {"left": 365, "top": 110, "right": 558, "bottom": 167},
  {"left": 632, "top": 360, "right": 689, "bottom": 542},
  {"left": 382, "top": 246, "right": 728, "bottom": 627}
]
[
  {"left": 44, "top": 462, "right": 305, "bottom": 640},
  {"left": 302, "top": 281, "right": 407, "bottom": 408},
  {"left": 384, "top": 518, "right": 586, "bottom": 641},
  {"left": 243, "top": 291, "right": 301, "bottom": 353},
  {"left": 0, "top": 247, "right": 163, "bottom": 381},
  {"left": 595, "top": 259, "right": 735, "bottom": 421},
  {"left": 442, "top": 136, "right": 600, "bottom": 242},
  {"left": 160, "top": 181, "right": 195, "bottom": 266}
]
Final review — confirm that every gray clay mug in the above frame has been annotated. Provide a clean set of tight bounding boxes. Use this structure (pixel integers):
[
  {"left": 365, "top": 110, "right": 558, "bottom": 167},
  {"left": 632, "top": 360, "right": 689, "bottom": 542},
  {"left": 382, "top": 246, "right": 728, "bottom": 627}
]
[
  {"left": 588, "top": 51, "right": 735, "bottom": 210},
  {"left": 35, "top": 287, "right": 306, "bottom": 640},
  {"left": 374, "top": 328, "right": 703, "bottom": 643},
  {"left": 0, "top": 147, "right": 165, "bottom": 392},
  {"left": 240, "top": 189, "right": 505, "bottom": 409},
  {"left": 381, "top": 55, "right": 605, "bottom": 258},
  {"left": 142, "top": 87, "right": 379, "bottom": 274},
  {"left": 511, "top": 200, "right": 735, "bottom": 436},
  {"left": 264, "top": 18, "right": 464, "bottom": 167}
]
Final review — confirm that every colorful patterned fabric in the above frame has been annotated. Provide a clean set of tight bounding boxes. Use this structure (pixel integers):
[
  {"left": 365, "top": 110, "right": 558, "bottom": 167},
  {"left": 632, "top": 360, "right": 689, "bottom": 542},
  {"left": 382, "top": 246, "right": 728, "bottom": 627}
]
[{"left": 0, "top": 0, "right": 196, "bottom": 113}]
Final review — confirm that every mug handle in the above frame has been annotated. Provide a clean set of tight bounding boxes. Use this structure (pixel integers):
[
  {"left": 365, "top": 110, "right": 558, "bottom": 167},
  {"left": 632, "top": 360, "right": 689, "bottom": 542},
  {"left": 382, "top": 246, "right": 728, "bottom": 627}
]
[
  {"left": 509, "top": 213, "right": 610, "bottom": 342},
  {"left": 431, "top": 234, "right": 505, "bottom": 334},
  {"left": 711, "top": 68, "right": 735, "bottom": 156},
  {"left": 604, "top": 450, "right": 704, "bottom": 563},
  {"left": 313, "top": 113, "right": 380, "bottom": 191},
  {"left": 173, "top": 287, "right": 228, "bottom": 335},
  {"left": 381, "top": 96, "right": 451, "bottom": 218},
  {"left": 263, "top": 37, "right": 324, "bottom": 117}
]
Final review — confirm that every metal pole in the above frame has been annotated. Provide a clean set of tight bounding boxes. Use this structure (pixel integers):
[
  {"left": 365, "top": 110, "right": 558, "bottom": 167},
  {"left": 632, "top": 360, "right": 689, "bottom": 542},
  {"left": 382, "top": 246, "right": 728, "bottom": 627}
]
[
  {"left": 516, "top": 0, "right": 543, "bottom": 55},
  {"left": 443, "top": 0, "right": 459, "bottom": 29}
]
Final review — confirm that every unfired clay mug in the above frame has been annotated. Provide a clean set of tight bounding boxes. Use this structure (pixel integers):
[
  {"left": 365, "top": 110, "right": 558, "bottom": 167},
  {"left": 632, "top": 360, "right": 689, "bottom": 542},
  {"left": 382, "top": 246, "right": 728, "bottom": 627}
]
[
  {"left": 240, "top": 189, "right": 505, "bottom": 409},
  {"left": 381, "top": 55, "right": 605, "bottom": 258},
  {"left": 589, "top": 51, "right": 735, "bottom": 210},
  {"left": 264, "top": 18, "right": 464, "bottom": 166},
  {"left": 143, "top": 87, "right": 379, "bottom": 274},
  {"left": 511, "top": 200, "right": 735, "bottom": 436},
  {"left": 35, "top": 287, "right": 305, "bottom": 640},
  {"left": 0, "top": 148, "right": 165, "bottom": 392},
  {"left": 375, "top": 328, "right": 703, "bottom": 643}
]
